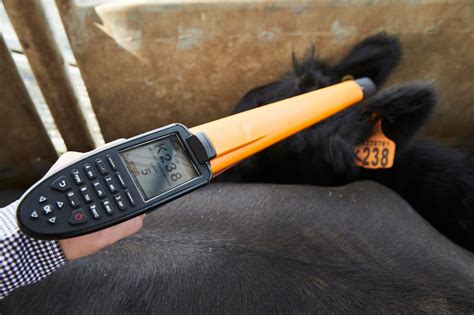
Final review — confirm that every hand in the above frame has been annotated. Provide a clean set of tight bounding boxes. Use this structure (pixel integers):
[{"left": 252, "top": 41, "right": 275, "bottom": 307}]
[{"left": 46, "top": 151, "right": 145, "bottom": 260}]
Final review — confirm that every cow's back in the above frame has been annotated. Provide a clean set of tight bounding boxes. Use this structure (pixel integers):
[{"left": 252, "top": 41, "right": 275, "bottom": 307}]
[{"left": 1, "top": 182, "right": 473, "bottom": 313}]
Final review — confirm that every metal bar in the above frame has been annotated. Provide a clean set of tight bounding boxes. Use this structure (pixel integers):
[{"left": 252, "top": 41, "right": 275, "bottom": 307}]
[
  {"left": 4, "top": 0, "right": 95, "bottom": 152},
  {"left": 0, "top": 34, "right": 57, "bottom": 188}
]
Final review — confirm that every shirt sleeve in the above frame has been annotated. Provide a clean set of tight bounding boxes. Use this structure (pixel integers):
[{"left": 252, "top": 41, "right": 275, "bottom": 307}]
[{"left": 0, "top": 200, "right": 67, "bottom": 299}]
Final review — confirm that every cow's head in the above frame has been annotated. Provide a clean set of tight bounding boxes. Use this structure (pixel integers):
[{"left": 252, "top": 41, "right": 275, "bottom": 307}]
[{"left": 292, "top": 33, "right": 402, "bottom": 95}]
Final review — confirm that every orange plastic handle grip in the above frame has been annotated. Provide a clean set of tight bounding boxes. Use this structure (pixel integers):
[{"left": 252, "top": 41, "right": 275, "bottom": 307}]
[{"left": 190, "top": 80, "right": 366, "bottom": 175}]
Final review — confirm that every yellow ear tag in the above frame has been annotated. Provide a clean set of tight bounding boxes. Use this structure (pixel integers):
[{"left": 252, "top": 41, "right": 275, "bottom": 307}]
[{"left": 354, "top": 119, "right": 396, "bottom": 169}]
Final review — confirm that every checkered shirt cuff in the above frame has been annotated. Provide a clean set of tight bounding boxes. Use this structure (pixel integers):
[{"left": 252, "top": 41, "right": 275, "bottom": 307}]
[{"left": 1, "top": 200, "right": 67, "bottom": 299}]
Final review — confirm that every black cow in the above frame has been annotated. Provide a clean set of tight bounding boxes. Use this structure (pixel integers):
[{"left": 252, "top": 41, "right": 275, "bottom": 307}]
[
  {"left": 221, "top": 33, "right": 474, "bottom": 251},
  {"left": 1, "top": 34, "right": 473, "bottom": 313},
  {"left": 1, "top": 183, "right": 474, "bottom": 313}
]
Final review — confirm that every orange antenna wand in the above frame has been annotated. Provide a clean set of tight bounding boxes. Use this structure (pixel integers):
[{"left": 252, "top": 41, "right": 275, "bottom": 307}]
[{"left": 191, "top": 78, "right": 375, "bottom": 175}]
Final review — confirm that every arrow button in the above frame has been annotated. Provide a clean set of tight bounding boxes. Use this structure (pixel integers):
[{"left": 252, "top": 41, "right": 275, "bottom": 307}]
[
  {"left": 30, "top": 211, "right": 39, "bottom": 219},
  {"left": 48, "top": 217, "right": 57, "bottom": 224},
  {"left": 56, "top": 201, "right": 64, "bottom": 209},
  {"left": 38, "top": 196, "right": 47, "bottom": 203}
]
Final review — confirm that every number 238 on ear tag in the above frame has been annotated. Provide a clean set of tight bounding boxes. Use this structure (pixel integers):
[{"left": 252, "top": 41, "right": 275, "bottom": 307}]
[{"left": 354, "top": 119, "right": 396, "bottom": 169}]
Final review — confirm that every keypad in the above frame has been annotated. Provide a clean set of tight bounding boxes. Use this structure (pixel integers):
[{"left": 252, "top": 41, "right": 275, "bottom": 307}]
[{"left": 32, "top": 153, "right": 135, "bottom": 228}]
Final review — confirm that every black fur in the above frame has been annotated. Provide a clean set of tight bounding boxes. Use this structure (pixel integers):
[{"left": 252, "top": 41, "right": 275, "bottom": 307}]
[
  {"left": 221, "top": 33, "right": 474, "bottom": 251},
  {"left": 2, "top": 183, "right": 474, "bottom": 313},
  {"left": 2, "top": 33, "right": 473, "bottom": 313}
]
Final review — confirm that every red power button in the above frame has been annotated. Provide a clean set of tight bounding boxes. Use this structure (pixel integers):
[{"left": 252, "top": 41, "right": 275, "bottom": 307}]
[{"left": 68, "top": 209, "right": 87, "bottom": 225}]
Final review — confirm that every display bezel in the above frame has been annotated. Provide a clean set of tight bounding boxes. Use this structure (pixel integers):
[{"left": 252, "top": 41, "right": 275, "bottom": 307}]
[{"left": 119, "top": 133, "right": 201, "bottom": 202}]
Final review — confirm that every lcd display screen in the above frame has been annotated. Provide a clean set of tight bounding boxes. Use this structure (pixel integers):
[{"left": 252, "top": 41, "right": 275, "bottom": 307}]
[{"left": 119, "top": 134, "right": 199, "bottom": 200}]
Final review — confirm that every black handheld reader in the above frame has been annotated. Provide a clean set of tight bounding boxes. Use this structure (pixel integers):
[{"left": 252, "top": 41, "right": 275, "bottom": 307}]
[
  {"left": 16, "top": 78, "right": 376, "bottom": 239},
  {"left": 17, "top": 124, "right": 215, "bottom": 239}
]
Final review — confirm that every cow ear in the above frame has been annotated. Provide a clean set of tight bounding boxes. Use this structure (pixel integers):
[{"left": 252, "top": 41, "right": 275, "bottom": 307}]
[
  {"left": 365, "top": 81, "right": 437, "bottom": 147},
  {"left": 333, "top": 33, "right": 401, "bottom": 87}
]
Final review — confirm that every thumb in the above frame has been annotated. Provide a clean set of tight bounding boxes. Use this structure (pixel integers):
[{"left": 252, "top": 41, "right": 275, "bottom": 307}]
[{"left": 46, "top": 151, "right": 84, "bottom": 175}]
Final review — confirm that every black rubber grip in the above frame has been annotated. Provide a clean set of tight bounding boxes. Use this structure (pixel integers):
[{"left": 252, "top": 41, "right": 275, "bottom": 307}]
[
  {"left": 186, "top": 133, "right": 216, "bottom": 164},
  {"left": 355, "top": 77, "right": 376, "bottom": 98}
]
